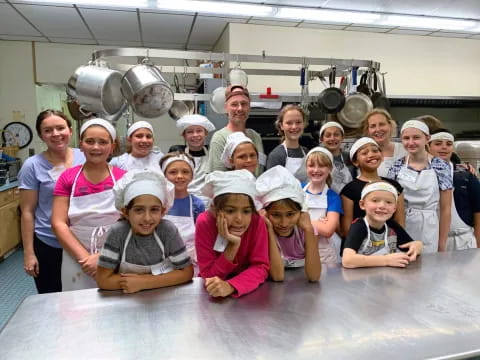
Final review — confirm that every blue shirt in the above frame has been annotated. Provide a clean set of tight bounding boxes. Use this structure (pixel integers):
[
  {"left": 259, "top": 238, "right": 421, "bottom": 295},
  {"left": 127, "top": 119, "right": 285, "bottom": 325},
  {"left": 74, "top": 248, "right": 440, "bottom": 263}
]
[
  {"left": 167, "top": 194, "right": 205, "bottom": 222},
  {"left": 18, "top": 149, "right": 85, "bottom": 247},
  {"left": 302, "top": 184, "right": 343, "bottom": 214},
  {"left": 386, "top": 156, "right": 453, "bottom": 191}
]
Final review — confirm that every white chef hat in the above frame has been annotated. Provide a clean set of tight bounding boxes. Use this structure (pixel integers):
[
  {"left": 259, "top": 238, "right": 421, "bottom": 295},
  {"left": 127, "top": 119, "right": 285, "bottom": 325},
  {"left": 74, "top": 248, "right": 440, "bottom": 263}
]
[
  {"left": 113, "top": 169, "right": 175, "bottom": 211},
  {"left": 361, "top": 181, "right": 398, "bottom": 201},
  {"left": 160, "top": 154, "right": 195, "bottom": 173},
  {"left": 400, "top": 120, "right": 430, "bottom": 135},
  {"left": 319, "top": 121, "right": 344, "bottom": 138},
  {"left": 349, "top": 137, "right": 380, "bottom": 161},
  {"left": 127, "top": 121, "right": 154, "bottom": 137},
  {"left": 221, "top": 132, "right": 255, "bottom": 169},
  {"left": 305, "top": 146, "right": 334, "bottom": 165},
  {"left": 176, "top": 114, "right": 215, "bottom": 134},
  {"left": 256, "top": 165, "right": 306, "bottom": 210},
  {"left": 429, "top": 131, "right": 454, "bottom": 143},
  {"left": 80, "top": 118, "right": 116, "bottom": 140},
  {"left": 202, "top": 169, "right": 256, "bottom": 201}
]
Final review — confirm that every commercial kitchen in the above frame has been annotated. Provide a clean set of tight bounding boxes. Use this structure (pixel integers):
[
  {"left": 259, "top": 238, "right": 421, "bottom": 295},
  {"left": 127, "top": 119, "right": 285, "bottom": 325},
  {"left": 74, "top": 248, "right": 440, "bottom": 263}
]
[{"left": 1, "top": 1, "right": 480, "bottom": 359}]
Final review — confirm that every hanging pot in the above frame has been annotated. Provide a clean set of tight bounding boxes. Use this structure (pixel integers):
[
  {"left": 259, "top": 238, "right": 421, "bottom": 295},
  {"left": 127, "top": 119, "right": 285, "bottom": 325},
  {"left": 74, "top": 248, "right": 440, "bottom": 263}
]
[
  {"left": 371, "top": 71, "right": 390, "bottom": 110},
  {"left": 66, "top": 79, "right": 93, "bottom": 121},
  {"left": 121, "top": 62, "right": 174, "bottom": 118},
  {"left": 318, "top": 66, "right": 345, "bottom": 114},
  {"left": 337, "top": 92, "right": 373, "bottom": 128},
  {"left": 229, "top": 67, "right": 248, "bottom": 86},
  {"left": 72, "top": 65, "right": 124, "bottom": 115},
  {"left": 210, "top": 86, "right": 227, "bottom": 114},
  {"left": 169, "top": 73, "right": 195, "bottom": 120},
  {"left": 356, "top": 71, "right": 373, "bottom": 98}
]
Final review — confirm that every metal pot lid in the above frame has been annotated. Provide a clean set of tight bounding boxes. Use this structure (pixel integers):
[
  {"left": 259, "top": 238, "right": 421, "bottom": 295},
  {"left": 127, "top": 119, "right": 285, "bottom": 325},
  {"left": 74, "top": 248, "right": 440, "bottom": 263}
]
[
  {"left": 210, "top": 86, "right": 226, "bottom": 114},
  {"left": 338, "top": 93, "right": 373, "bottom": 128}
]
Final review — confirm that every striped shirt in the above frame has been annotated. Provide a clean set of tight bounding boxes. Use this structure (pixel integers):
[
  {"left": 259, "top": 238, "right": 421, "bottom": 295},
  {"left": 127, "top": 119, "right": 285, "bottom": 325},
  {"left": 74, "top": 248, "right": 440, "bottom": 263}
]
[{"left": 98, "top": 219, "right": 191, "bottom": 270}]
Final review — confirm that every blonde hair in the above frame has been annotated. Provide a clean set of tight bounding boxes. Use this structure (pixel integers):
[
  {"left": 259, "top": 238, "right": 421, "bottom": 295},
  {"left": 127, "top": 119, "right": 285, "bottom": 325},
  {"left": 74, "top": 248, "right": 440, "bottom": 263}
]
[
  {"left": 275, "top": 104, "right": 307, "bottom": 141},
  {"left": 416, "top": 115, "right": 444, "bottom": 133},
  {"left": 306, "top": 151, "right": 333, "bottom": 186},
  {"left": 361, "top": 108, "right": 396, "bottom": 137}
]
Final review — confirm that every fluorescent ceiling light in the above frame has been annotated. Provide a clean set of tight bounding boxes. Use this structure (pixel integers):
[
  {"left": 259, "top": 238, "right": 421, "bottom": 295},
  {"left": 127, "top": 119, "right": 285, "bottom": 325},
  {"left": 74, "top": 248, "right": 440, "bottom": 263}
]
[
  {"left": 380, "top": 14, "right": 477, "bottom": 31},
  {"left": 275, "top": 7, "right": 381, "bottom": 24},
  {"left": 156, "top": 0, "right": 275, "bottom": 17},
  {"left": 17, "top": 0, "right": 148, "bottom": 8}
]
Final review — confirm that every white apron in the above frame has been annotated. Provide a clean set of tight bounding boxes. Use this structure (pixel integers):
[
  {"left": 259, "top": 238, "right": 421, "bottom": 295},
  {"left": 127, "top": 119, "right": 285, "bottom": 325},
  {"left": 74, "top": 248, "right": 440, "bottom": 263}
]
[
  {"left": 163, "top": 196, "right": 196, "bottom": 268},
  {"left": 62, "top": 165, "right": 121, "bottom": 291},
  {"left": 303, "top": 183, "right": 341, "bottom": 264},
  {"left": 187, "top": 146, "right": 210, "bottom": 207},
  {"left": 359, "top": 218, "right": 391, "bottom": 255},
  {"left": 118, "top": 229, "right": 174, "bottom": 275},
  {"left": 447, "top": 163, "right": 477, "bottom": 251},
  {"left": 331, "top": 153, "right": 353, "bottom": 194},
  {"left": 283, "top": 143, "right": 308, "bottom": 183},
  {"left": 114, "top": 149, "right": 163, "bottom": 171},
  {"left": 397, "top": 156, "right": 440, "bottom": 253}
]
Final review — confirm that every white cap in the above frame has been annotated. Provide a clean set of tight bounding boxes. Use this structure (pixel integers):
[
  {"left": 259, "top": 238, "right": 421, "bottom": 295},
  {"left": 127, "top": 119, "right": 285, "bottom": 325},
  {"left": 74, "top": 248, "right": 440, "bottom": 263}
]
[
  {"left": 113, "top": 169, "right": 175, "bottom": 211},
  {"left": 256, "top": 166, "right": 306, "bottom": 210},
  {"left": 221, "top": 132, "right": 255, "bottom": 169},
  {"left": 429, "top": 131, "right": 454, "bottom": 143},
  {"left": 202, "top": 169, "right": 256, "bottom": 201},
  {"left": 305, "top": 146, "right": 334, "bottom": 165},
  {"left": 361, "top": 181, "right": 398, "bottom": 200},
  {"left": 319, "top": 121, "right": 344, "bottom": 138},
  {"left": 349, "top": 137, "right": 379, "bottom": 161},
  {"left": 80, "top": 118, "right": 116, "bottom": 140},
  {"left": 401, "top": 120, "right": 429, "bottom": 135},
  {"left": 127, "top": 121, "right": 154, "bottom": 137},
  {"left": 161, "top": 154, "right": 195, "bottom": 173},
  {"left": 176, "top": 114, "right": 215, "bottom": 134}
]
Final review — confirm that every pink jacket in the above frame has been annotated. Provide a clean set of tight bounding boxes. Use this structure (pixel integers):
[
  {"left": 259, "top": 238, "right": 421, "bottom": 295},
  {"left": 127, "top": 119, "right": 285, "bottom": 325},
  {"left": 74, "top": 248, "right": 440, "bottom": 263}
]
[{"left": 195, "top": 211, "right": 269, "bottom": 297}]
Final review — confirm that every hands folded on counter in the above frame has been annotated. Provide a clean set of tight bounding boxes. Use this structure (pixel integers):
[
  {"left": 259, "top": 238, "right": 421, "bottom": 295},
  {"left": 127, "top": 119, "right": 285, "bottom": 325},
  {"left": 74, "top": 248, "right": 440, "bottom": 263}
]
[{"left": 204, "top": 276, "right": 235, "bottom": 297}]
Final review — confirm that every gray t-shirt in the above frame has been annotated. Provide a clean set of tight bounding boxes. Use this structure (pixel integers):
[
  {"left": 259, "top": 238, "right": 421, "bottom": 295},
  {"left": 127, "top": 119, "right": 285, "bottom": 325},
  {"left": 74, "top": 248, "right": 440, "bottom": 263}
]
[
  {"left": 98, "top": 219, "right": 191, "bottom": 270},
  {"left": 266, "top": 144, "right": 307, "bottom": 169},
  {"left": 207, "top": 126, "right": 265, "bottom": 176}
]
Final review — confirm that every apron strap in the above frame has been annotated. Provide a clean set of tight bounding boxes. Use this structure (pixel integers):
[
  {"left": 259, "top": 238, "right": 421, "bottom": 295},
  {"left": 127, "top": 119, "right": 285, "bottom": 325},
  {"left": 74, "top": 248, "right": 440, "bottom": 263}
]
[{"left": 363, "top": 217, "right": 389, "bottom": 250}]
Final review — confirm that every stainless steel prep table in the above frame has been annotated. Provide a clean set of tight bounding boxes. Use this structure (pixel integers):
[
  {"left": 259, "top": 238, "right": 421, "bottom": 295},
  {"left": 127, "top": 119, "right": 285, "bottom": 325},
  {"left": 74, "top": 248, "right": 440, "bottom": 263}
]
[{"left": 1, "top": 250, "right": 479, "bottom": 360}]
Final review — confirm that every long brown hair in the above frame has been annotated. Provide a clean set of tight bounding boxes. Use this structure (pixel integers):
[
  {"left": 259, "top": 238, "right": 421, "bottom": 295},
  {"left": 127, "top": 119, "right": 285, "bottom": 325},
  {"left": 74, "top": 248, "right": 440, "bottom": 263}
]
[{"left": 275, "top": 104, "right": 307, "bottom": 142}]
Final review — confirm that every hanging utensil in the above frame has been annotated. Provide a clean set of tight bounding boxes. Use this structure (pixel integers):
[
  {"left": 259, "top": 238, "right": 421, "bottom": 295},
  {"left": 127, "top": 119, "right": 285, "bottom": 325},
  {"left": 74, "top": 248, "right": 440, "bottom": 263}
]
[
  {"left": 169, "top": 69, "right": 194, "bottom": 121},
  {"left": 317, "top": 66, "right": 345, "bottom": 114},
  {"left": 337, "top": 92, "right": 373, "bottom": 128},
  {"left": 371, "top": 70, "right": 390, "bottom": 110}
]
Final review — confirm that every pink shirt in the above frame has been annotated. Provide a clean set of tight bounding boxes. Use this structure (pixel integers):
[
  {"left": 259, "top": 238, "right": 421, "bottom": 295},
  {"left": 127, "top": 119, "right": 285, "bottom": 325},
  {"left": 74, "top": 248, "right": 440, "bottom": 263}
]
[
  {"left": 195, "top": 211, "right": 269, "bottom": 297},
  {"left": 277, "top": 226, "right": 305, "bottom": 261},
  {"left": 53, "top": 165, "right": 126, "bottom": 197}
]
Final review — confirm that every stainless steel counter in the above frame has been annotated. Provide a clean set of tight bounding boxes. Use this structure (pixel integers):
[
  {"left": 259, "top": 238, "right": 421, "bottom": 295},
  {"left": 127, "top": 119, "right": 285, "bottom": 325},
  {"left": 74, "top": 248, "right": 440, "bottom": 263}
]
[{"left": 1, "top": 250, "right": 480, "bottom": 360}]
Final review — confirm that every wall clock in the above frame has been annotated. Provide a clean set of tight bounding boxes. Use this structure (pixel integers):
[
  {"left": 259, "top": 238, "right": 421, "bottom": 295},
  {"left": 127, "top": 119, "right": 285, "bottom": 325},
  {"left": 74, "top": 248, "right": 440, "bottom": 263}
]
[{"left": 2, "top": 121, "right": 33, "bottom": 149}]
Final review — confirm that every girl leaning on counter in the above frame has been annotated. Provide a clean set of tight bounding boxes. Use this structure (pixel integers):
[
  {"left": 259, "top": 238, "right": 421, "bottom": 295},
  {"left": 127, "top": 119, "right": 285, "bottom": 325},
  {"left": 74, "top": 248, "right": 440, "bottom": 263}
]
[
  {"left": 52, "top": 118, "right": 126, "bottom": 291},
  {"left": 19, "top": 110, "right": 85, "bottom": 293}
]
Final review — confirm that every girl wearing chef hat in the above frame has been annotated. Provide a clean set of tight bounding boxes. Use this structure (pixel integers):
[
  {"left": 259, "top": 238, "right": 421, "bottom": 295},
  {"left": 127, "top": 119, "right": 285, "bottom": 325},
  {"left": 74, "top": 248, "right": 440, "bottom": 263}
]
[
  {"left": 340, "top": 137, "right": 405, "bottom": 237},
  {"left": 319, "top": 121, "right": 356, "bottom": 193},
  {"left": 386, "top": 120, "right": 453, "bottom": 253},
  {"left": 195, "top": 170, "right": 269, "bottom": 297},
  {"left": 342, "top": 181, "right": 423, "bottom": 268},
  {"left": 428, "top": 129, "right": 480, "bottom": 250},
  {"left": 172, "top": 114, "right": 215, "bottom": 205},
  {"left": 266, "top": 104, "right": 308, "bottom": 183},
  {"left": 110, "top": 121, "right": 164, "bottom": 171},
  {"left": 302, "top": 147, "right": 343, "bottom": 264},
  {"left": 160, "top": 151, "right": 205, "bottom": 270},
  {"left": 256, "top": 166, "right": 321, "bottom": 282},
  {"left": 52, "top": 118, "right": 127, "bottom": 291},
  {"left": 96, "top": 169, "right": 193, "bottom": 293},
  {"left": 221, "top": 131, "right": 259, "bottom": 174}
]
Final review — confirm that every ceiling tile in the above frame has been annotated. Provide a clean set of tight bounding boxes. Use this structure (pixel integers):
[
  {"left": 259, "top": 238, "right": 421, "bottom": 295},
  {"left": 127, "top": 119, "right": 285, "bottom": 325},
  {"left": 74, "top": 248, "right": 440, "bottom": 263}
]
[
  {"left": 0, "top": 3, "right": 41, "bottom": 36},
  {"left": 14, "top": 4, "right": 91, "bottom": 38},
  {"left": 297, "top": 22, "right": 347, "bottom": 30},
  {"left": 428, "top": 31, "right": 474, "bottom": 38},
  {"left": 388, "top": 29, "right": 433, "bottom": 36},
  {"left": 188, "top": 16, "right": 236, "bottom": 46},
  {"left": 248, "top": 19, "right": 300, "bottom": 27},
  {"left": 0, "top": 34, "right": 48, "bottom": 42},
  {"left": 345, "top": 25, "right": 391, "bottom": 33},
  {"left": 49, "top": 37, "right": 97, "bottom": 45},
  {"left": 140, "top": 12, "right": 193, "bottom": 44},
  {"left": 80, "top": 8, "right": 140, "bottom": 42}
]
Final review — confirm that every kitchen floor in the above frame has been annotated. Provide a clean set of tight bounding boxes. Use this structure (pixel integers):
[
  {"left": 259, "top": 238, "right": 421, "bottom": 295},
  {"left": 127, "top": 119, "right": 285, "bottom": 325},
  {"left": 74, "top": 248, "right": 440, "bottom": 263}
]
[{"left": 0, "top": 248, "right": 36, "bottom": 331}]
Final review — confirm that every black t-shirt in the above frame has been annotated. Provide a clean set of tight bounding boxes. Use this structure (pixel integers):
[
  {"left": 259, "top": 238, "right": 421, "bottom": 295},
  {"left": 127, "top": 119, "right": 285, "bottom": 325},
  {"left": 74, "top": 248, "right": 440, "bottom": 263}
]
[
  {"left": 340, "top": 177, "right": 403, "bottom": 220},
  {"left": 343, "top": 218, "right": 413, "bottom": 255},
  {"left": 453, "top": 165, "right": 480, "bottom": 227},
  {"left": 168, "top": 145, "right": 207, "bottom": 157}
]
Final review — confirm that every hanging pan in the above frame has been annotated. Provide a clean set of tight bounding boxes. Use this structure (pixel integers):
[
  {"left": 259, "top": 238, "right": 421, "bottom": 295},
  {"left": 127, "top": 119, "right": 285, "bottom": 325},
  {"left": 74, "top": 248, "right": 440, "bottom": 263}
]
[
  {"left": 337, "top": 92, "right": 373, "bottom": 129},
  {"left": 318, "top": 66, "right": 345, "bottom": 114}
]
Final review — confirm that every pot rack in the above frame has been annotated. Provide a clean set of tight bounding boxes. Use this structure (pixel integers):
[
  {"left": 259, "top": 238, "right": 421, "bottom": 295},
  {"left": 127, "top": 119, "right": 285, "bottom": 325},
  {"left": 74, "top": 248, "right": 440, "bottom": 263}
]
[{"left": 91, "top": 48, "right": 381, "bottom": 103}]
